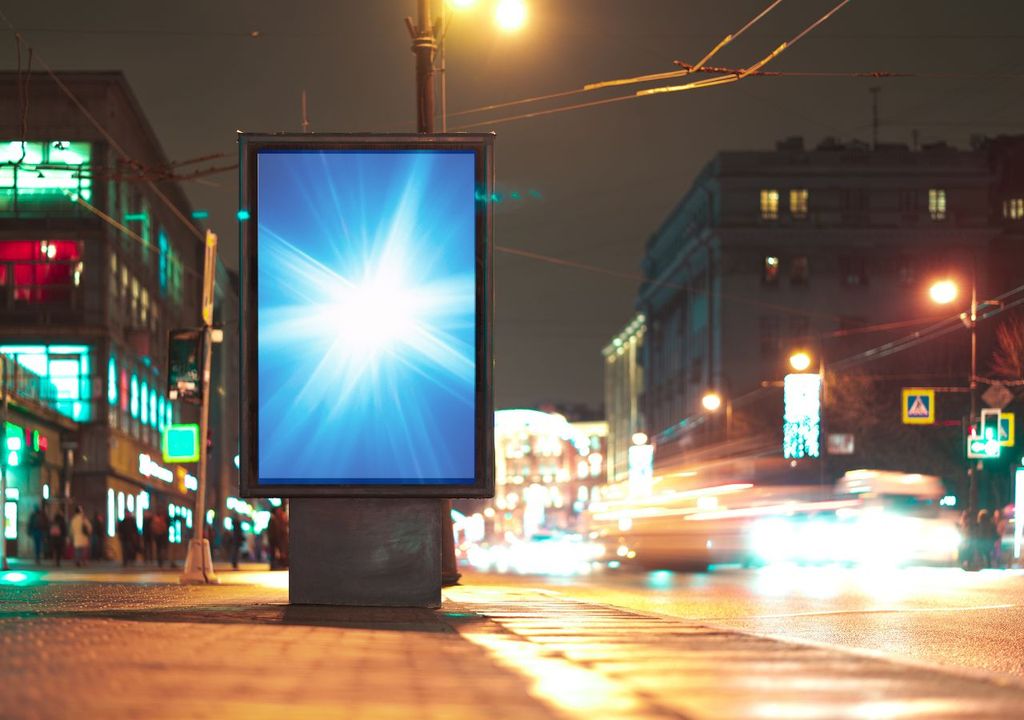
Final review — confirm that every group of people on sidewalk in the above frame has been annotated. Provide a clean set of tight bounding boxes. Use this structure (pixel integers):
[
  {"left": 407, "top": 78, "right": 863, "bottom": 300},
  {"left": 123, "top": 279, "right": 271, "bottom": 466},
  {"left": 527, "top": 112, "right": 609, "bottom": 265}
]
[
  {"left": 24, "top": 503, "right": 289, "bottom": 571},
  {"left": 117, "top": 510, "right": 172, "bottom": 568},
  {"left": 958, "top": 507, "right": 1011, "bottom": 570},
  {"left": 27, "top": 504, "right": 103, "bottom": 567}
]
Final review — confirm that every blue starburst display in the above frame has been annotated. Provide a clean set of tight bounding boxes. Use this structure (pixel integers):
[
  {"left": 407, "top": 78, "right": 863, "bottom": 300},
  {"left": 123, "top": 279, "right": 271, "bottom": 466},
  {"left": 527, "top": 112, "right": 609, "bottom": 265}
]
[{"left": 256, "top": 149, "right": 477, "bottom": 484}]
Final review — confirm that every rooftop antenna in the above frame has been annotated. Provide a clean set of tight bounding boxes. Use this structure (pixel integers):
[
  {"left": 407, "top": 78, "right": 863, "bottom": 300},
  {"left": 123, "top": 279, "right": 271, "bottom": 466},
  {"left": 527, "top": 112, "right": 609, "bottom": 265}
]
[
  {"left": 870, "top": 86, "right": 880, "bottom": 149},
  {"left": 301, "top": 90, "right": 310, "bottom": 133}
]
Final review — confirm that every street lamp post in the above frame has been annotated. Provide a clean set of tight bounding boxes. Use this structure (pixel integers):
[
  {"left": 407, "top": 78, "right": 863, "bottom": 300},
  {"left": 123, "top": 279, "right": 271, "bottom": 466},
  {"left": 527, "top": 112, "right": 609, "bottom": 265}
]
[
  {"left": 929, "top": 272, "right": 982, "bottom": 512},
  {"left": 701, "top": 391, "right": 732, "bottom": 441}
]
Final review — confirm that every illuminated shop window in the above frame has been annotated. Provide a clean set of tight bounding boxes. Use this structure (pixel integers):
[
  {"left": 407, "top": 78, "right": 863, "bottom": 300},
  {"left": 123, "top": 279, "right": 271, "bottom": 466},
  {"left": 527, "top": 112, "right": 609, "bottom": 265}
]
[
  {"left": 0, "top": 141, "right": 92, "bottom": 216},
  {"left": 790, "top": 189, "right": 809, "bottom": 219},
  {"left": 760, "top": 189, "right": 779, "bottom": 220},
  {"left": 0, "top": 344, "right": 93, "bottom": 421},
  {"left": 928, "top": 188, "right": 946, "bottom": 221}
]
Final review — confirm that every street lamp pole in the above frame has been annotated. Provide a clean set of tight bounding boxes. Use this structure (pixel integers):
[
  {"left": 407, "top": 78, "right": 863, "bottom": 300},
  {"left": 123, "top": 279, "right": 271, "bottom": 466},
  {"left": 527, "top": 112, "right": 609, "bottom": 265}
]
[
  {"left": 407, "top": 0, "right": 461, "bottom": 586},
  {"left": 968, "top": 263, "right": 979, "bottom": 513},
  {"left": 407, "top": 0, "right": 437, "bottom": 134}
]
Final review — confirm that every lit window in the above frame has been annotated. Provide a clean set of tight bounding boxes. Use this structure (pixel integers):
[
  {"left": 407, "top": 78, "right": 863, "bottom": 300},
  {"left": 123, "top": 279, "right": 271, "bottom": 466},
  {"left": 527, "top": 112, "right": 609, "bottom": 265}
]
[
  {"left": 760, "top": 189, "right": 779, "bottom": 220},
  {"left": 790, "top": 189, "right": 809, "bottom": 219},
  {"left": 130, "top": 374, "right": 139, "bottom": 418},
  {"left": 763, "top": 255, "right": 780, "bottom": 285},
  {"left": 928, "top": 189, "right": 946, "bottom": 220},
  {"left": 1004, "top": 198, "right": 1024, "bottom": 220},
  {"left": 140, "top": 381, "right": 149, "bottom": 425},
  {"left": 107, "top": 356, "right": 117, "bottom": 405},
  {"left": 0, "top": 239, "right": 83, "bottom": 304},
  {"left": 791, "top": 256, "right": 809, "bottom": 286},
  {"left": 0, "top": 141, "right": 92, "bottom": 216},
  {"left": 0, "top": 344, "right": 92, "bottom": 421}
]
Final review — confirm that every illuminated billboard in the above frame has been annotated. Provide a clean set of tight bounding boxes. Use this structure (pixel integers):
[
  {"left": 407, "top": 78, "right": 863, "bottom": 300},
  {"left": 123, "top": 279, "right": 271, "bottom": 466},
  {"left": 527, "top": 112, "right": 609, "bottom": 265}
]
[{"left": 239, "top": 134, "right": 494, "bottom": 497}]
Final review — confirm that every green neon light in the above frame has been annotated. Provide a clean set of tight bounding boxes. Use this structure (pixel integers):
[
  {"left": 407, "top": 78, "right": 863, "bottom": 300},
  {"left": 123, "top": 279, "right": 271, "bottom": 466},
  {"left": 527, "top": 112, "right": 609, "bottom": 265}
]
[
  {"left": 123, "top": 213, "right": 147, "bottom": 222},
  {"left": 162, "top": 423, "right": 200, "bottom": 463},
  {"left": 191, "top": 210, "right": 209, "bottom": 219}
]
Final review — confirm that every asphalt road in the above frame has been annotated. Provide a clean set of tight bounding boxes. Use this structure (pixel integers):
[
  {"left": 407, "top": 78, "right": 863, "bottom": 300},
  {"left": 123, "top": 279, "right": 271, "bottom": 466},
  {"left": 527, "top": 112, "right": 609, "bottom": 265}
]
[{"left": 463, "top": 565, "right": 1024, "bottom": 679}]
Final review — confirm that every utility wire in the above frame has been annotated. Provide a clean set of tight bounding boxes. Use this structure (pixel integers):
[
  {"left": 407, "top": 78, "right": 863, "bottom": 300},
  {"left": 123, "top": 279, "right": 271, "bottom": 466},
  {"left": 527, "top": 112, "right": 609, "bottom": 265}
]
[
  {"left": 495, "top": 244, "right": 845, "bottom": 323},
  {"left": 452, "top": 0, "right": 789, "bottom": 124},
  {"left": 585, "top": 0, "right": 786, "bottom": 91}
]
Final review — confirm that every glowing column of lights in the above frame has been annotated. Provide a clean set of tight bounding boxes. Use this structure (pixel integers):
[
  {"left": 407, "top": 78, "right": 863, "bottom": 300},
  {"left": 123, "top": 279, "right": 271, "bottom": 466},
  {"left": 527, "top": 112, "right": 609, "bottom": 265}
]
[
  {"left": 783, "top": 373, "right": 821, "bottom": 459},
  {"left": 106, "top": 489, "right": 115, "bottom": 537}
]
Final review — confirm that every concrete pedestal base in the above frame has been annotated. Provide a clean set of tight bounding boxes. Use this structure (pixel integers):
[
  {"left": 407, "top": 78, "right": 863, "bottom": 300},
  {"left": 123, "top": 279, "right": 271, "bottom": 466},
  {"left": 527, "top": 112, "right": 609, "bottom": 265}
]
[
  {"left": 289, "top": 497, "right": 442, "bottom": 607},
  {"left": 180, "top": 539, "right": 219, "bottom": 585}
]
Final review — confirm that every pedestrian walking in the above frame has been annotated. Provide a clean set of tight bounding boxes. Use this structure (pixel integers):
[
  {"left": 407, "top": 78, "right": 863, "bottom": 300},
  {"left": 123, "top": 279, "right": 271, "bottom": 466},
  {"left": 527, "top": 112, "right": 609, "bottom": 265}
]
[
  {"left": 976, "top": 509, "right": 997, "bottom": 569},
  {"left": 118, "top": 511, "right": 139, "bottom": 567},
  {"left": 49, "top": 509, "right": 67, "bottom": 567},
  {"left": 267, "top": 511, "right": 279, "bottom": 570},
  {"left": 28, "top": 504, "right": 47, "bottom": 564},
  {"left": 152, "top": 511, "right": 168, "bottom": 568},
  {"left": 90, "top": 512, "right": 104, "bottom": 561},
  {"left": 993, "top": 509, "right": 1009, "bottom": 568},
  {"left": 69, "top": 505, "right": 92, "bottom": 567},
  {"left": 142, "top": 511, "right": 154, "bottom": 563},
  {"left": 231, "top": 512, "right": 244, "bottom": 570}
]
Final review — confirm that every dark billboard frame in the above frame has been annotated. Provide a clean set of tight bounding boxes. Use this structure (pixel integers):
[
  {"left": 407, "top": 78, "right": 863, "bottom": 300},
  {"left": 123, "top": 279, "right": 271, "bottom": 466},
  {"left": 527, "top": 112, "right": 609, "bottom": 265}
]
[{"left": 239, "top": 133, "right": 494, "bottom": 498}]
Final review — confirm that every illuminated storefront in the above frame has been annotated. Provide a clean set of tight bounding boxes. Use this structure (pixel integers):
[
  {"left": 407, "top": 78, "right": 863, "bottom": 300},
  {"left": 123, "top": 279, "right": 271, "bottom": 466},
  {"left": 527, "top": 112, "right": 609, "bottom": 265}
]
[{"left": 488, "top": 410, "right": 607, "bottom": 542}]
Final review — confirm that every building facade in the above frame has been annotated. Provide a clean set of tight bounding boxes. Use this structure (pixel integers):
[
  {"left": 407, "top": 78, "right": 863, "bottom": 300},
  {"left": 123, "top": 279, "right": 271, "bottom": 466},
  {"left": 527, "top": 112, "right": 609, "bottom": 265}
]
[
  {"left": 617, "top": 135, "right": 1024, "bottom": 491},
  {"left": 0, "top": 71, "right": 237, "bottom": 557},
  {"left": 602, "top": 313, "right": 645, "bottom": 485}
]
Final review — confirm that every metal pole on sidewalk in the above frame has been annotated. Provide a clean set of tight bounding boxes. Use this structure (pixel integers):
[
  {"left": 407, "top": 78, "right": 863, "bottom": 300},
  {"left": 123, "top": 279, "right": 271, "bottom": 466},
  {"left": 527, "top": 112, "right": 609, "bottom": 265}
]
[
  {"left": 407, "top": 0, "right": 461, "bottom": 587},
  {"left": 1, "top": 355, "right": 9, "bottom": 571},
  {"left": 181, "top": 230, "right": 219, "bottom": 585},
  {"left": 968, "top": 258, "right": 979, "bottom": 514}
]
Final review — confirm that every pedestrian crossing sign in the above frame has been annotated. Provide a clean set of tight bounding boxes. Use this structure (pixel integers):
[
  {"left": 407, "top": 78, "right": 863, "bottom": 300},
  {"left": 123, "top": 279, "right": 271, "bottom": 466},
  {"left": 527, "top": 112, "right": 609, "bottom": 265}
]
[{"left": 902, "top": 388, "right": 935, "bottom": 425}]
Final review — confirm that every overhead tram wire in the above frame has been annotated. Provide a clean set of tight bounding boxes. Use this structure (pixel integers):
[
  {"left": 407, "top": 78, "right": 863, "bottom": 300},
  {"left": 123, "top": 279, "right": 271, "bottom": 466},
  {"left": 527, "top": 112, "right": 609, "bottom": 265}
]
[
  {"left": 449, "top": 0, "right": 788, "bottom": 126},
  {"left": 457, "top": 0, "right": 854, "bottom": 129},
  {"left": 494, "top": 245, "right": 846, "bottom": 324},
  {"left": 828, "top": 282, "right": 1024, "bottom": 372},
  {"left": 638, "top": 0, "right": 853, "bottom": 97},
  {"left": 584, "top": 0, "right": 787, "bottom": 91}
]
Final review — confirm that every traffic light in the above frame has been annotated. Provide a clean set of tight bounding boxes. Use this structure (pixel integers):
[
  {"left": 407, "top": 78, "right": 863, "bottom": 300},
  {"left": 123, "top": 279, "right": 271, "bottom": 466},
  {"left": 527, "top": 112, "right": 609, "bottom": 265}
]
[
  {"left": 968, "top": 435, "right": 1001, "bottom": 459},
  {"left": 968, "top": 409, "right": 1005, "bottom": 459},
  {"left": 3, "top": 422, "right": 23, "bottom": 467}
]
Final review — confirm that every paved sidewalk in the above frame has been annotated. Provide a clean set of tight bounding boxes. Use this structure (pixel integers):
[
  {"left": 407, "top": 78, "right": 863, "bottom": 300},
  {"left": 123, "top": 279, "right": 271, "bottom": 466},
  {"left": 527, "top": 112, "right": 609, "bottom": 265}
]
[{"left": 2, "top": 574, "right": 1024, "bottom": 719}]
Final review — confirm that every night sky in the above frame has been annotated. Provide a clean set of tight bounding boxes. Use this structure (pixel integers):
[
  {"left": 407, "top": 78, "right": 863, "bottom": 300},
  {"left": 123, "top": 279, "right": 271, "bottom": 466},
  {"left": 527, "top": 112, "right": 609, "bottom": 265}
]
[{"left": 4, "top": 0, "right": 1023, "bottom": 410}]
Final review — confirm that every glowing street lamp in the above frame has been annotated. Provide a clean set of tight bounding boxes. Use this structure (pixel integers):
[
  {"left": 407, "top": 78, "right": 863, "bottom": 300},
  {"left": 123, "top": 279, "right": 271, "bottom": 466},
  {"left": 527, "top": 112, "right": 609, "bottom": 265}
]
[
  {"left": 929, "top": 279, "right": 959, "bottom": 305},
  {"left": 494, "top": 0, "right": 528, "bottom": 32},
  {"left": 701, "top": 392, "right": 723, "bottom": 412},
  {"left": 438, "top": 0, "right": 528, "bottom": 132},
  {"left": 789, "top": 351, "right": 812, "bottom": 373},
  {"left": 701, "top": 391, "right": 733, "bottom": 441}
]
